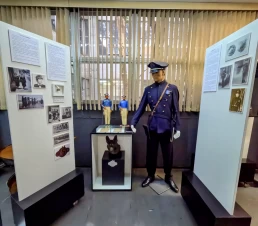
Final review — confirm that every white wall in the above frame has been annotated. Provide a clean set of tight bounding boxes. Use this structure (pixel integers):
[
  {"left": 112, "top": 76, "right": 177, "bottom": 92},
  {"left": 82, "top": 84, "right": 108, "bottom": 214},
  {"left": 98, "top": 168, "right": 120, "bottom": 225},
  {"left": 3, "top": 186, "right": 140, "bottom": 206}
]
[
  {"left": 194, "top": 19, "right": 258, "bottom": 215},
  {"left": 0, "top": 22, "right": 75, "bottom": 201}
]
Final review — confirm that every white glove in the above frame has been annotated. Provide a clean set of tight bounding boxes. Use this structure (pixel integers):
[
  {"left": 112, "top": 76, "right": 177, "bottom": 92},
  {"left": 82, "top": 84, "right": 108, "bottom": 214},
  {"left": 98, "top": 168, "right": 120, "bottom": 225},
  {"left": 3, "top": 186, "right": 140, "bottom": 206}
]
[
  {"left": 173, "top": 131, "right": 181, "bottom": 139},
  {"left": 131, "top": 125, "right": 136, "bottom": 133}
]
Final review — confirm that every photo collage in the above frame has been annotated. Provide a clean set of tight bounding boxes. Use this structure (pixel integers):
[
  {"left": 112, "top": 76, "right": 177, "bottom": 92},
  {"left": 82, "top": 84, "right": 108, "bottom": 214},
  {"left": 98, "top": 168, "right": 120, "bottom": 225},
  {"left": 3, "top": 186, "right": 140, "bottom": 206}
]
[
  {"left": 218, "top": 33, "right": 252, "bottom": 113},
  {"left": 8, "top": 39, "right": 72, "bottom": 161}
]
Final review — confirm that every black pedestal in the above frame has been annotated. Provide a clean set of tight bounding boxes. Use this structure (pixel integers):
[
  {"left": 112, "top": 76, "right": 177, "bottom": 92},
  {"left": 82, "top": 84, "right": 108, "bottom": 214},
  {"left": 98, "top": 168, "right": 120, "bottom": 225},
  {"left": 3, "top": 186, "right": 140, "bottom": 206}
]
[
  {"left": 239, "top": 158, "right": 256, "bottom": 183},
  {"left": 102, "top": 151, "right": 125, "bottom": 185},
  {"left": 11, "top": 169, "right": 84, "bottom": 226},
  {"left": 181, "top": 171, "right": 251, "bottom": 226}
]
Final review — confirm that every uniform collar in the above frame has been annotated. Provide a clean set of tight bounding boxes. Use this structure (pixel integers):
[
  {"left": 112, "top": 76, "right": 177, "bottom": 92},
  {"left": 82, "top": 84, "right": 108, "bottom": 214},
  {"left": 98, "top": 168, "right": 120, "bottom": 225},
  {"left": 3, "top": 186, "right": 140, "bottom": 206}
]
[{"left": 155, "top": 80, "right": 167, "bottom": 86}]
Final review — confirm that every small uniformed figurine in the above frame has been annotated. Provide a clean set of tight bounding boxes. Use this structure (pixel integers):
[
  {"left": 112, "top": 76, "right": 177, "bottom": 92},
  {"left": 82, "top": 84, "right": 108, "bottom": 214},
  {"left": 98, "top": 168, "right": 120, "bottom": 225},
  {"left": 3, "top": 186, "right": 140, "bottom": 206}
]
[
  {"left": 102, "top": 93, "right": 112, "bottom": 125},
  {"left": 119, "top": 95, "right": 129, "bottom": 126},
  {"left": 131, "top": 61, "right": 181, "bottom": 193}
]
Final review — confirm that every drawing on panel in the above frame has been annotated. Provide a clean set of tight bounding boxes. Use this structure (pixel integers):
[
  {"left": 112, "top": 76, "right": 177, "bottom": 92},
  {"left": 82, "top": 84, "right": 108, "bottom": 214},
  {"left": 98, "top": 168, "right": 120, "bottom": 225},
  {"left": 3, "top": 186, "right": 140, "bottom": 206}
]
[
  {"left": 232, "top": 57, "right": 251, "bottom": 85},
  {"left": 225, "top": 33, "right": 251, "bottom": 61},
  {"left": 17, "top": 94, "right": 44, "bottom": 110},
  {"left": 229, "top": 88, "right": 245, "bottom": 113},
  {"left": 52, "top": 84, "right": 64, "bottom": 97},
  {"left": 53, "top": 122, "right": 69, "bottom": 135},
  {"left": 53, "top": 133, "right": 70, "bottom": 145},
  {"left": 54, "top": 143, "right": 70, "bottom": 160},
  {"left": 32, "top": 74, "right": 46, "bottom": 89},
  {"left": 8, "top": 67, "right": 32, "bottom": 92},
  {"left": 61, "top": 106, "right": 72, "bottom": 120},
  {"left": 218, "top": 65, "right": 232, "bottom": 89},
  {"left": 48, "top": 105, "right": 60, "bottom": 123}
]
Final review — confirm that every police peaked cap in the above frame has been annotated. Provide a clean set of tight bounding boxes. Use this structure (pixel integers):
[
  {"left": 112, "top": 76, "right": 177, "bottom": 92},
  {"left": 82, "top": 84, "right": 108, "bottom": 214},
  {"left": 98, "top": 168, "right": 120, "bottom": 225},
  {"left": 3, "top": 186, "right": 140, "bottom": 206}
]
[{"left": 148, "top": 61, "right": 169, "bottom": 73}]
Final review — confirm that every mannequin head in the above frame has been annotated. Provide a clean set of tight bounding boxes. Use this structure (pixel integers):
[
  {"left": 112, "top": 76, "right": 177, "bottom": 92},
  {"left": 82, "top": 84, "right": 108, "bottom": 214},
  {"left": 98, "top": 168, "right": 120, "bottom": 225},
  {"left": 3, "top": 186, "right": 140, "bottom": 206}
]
[
  {"left": 105, "top": 94, "right": 109, "bottom": 99},
  {"left": 122, "top": 95, "right": 126, "bottom": 100},
  {"left": 152, "top": 69, "right": 165, "bottom": 83}
]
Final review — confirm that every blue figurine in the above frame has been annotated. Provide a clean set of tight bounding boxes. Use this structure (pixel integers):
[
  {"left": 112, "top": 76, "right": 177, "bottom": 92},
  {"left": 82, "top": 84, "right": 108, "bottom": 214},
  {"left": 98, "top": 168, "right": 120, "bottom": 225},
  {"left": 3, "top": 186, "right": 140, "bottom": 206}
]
[
  {"left": 131, "top": 61, "right": 181, "bottom": 193},
  {"left": 102, "top": 93, "right": 112, "bottom": 125},
  {"left": 119, "top": 95, "right": 129, "bottom": 126}
]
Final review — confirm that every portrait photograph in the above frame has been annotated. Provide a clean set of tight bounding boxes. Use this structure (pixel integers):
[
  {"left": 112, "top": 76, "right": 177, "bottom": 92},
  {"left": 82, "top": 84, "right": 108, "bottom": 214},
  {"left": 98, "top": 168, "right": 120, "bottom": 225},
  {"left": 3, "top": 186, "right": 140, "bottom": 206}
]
[
  {"left": 52, "top": 84, "right": 64, "bottom": 97},
  {"left": 61, "top": 106, "right": 72, "bottom": 120},
  {"left": 218, "top": 65, "right": 232, "bottom": 89},
  {"left": 229, "top": 88, "right": 245, "bottom": 113},
  {"left": 8, "top": 67, "right": 32, "bottom": 92},
  {"left": 53, "top": 122, "right": 69, "bottom": 135},
  {"left": 48, "top": 105, "right": 60, "bottom": 124},
  {"left": 232, "top": 57, "right": 251, "bottom": 85},
  {"left": 17, "top": 94, "right": 44, "bottom": 110},
  {"left": 32, "top": 74, "right": 46, "bottom": 89},
  {"left": 54, "top": 143, "right": 70, "bottom": 161},
  {"left": 225, "top": 33, "right": 251, "bottom": 62},
  {"left": 53, "top": 133, "right": 70, "bottom": 145}
]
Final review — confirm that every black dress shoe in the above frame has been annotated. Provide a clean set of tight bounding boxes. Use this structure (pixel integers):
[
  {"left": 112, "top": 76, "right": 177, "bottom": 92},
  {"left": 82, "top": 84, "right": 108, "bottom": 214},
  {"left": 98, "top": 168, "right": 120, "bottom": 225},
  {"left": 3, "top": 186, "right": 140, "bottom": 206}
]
[
  {"left": 165, "top": 178, "right": 179, "bottom": 193},
  {"left": 142, "top": 176, "right": 155, "bottom": 187}
]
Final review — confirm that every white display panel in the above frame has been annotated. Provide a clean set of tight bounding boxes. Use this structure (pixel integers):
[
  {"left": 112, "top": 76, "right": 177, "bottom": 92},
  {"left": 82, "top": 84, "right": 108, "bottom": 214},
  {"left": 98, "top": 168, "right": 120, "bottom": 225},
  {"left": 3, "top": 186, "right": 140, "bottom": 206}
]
[
  {"left": 0, "top": 22, "right": 75, "bottom": 201},
  {"left": 194, "top": 20, "right": 258, "bottom": 214}
]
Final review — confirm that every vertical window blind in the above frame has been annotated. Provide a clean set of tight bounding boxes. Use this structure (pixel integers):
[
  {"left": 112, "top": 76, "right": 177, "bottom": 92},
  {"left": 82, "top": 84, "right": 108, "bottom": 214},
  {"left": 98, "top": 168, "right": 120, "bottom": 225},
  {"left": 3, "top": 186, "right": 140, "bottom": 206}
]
[{"left": 71, "top": 9, "right": 257, "bottom": 112}]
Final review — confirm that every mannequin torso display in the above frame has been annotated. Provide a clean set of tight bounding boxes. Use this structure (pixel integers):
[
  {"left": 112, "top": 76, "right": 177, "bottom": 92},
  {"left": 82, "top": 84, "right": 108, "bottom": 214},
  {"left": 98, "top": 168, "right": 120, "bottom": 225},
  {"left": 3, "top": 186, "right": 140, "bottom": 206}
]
[{"left": 130, "top": 61, "right": 181, "bottom": 192}]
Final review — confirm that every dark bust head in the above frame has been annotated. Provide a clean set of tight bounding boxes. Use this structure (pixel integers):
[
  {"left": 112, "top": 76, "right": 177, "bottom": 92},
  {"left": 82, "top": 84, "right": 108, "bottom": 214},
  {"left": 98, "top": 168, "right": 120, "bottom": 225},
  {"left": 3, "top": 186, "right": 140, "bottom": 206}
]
[{"left": 106, "top": 135, "right": 121, "bottom": 155}]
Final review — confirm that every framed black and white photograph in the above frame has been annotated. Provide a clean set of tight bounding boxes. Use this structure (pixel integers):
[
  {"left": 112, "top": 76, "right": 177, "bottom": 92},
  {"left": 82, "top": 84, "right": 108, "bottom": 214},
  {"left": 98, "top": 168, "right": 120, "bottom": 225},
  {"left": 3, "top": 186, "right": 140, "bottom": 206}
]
[
  {"left": 61, "top": 106, "right": 72, "bottom": 120},
  {"left": 8, "top": 67, "right": 32, "bottom": 92},
  {"left": 232, "top": 57, "right": 251, "bottom": 85},
  {"left": 52, "top": 84, "right": 64, "bottom": 97},
  {"left": 229, "top": 88, "right": 245, "bottom": 113},
  {"left": 32, "top": 74, "right": 46, "bottom": 89},
  {"left": 225, "top": 33, "right": 251, "bottom": 62},
  {"left": 47, "top": 105, "right": 60, "bottom": 124},
  {"left": 218, "top": 65, "right": 232, "bottom": 89},
  {"left": 53, "top": 122, "right": 69, "bottom": 135},
  {"left": 54, "top": 143, "right": 70, "bottom": 161},
  {"left": 17, "top": 94, "right": 44, "bottom": 110},
  {"left": 53, "top": 133, "right": 70, "bottom": 145}
]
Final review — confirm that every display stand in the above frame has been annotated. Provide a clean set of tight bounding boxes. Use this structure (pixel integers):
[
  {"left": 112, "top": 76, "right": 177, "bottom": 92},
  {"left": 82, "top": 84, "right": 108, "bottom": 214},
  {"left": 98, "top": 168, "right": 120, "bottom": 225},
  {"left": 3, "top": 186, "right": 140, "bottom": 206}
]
[
  {"left": 11, "top": 170, "right": 84, "bottom": 226},
  {"left": 91, "top": 125, "right": 133, "bottom": 191},
  {"left": 181, "top": 171, "right": 251, "bottom": 226}
]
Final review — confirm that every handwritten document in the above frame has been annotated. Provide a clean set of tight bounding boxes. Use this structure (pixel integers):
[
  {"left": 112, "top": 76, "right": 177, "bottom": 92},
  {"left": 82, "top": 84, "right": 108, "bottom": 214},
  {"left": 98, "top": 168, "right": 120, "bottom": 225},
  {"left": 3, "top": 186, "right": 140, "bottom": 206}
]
[
  {"left": 9, "top": 30, "right": 40, "bottom": 66},
  {"left": 46, "top": 43, "right": 66, "bottom": 81},
  {"left": 203, "top": 44, "right": 222, "bottom": 92}
]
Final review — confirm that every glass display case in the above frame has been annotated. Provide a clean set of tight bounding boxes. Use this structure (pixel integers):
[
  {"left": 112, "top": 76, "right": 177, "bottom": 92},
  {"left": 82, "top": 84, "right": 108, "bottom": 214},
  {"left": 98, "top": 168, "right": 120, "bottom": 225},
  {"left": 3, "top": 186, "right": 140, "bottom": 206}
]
[{"left": 91, "top": 125, "right": 133, "bottom": 191}]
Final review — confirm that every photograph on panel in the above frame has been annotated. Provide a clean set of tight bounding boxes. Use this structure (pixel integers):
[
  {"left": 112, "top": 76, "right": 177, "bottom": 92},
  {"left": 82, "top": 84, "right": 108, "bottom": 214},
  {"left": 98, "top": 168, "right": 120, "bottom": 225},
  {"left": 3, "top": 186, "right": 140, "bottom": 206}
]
[
  {"left": 52, "top": 84, "right": 64, "bottom": 97},
  {"left": 17, "top": 94, "right": 44, "bottom": 110},
  {"left": 54, "top": 143, "right": 70, "bottom": 161},
  {"left": 225, "top": 33, "right": 251, "bottom": 61},
  {"left": 8, "top": 67, "right": 32, "bottom": 92},
  {"left": 53, "top": 122, "right": 69, "bottom": 135},
  {"left": 232, "top": 57, "right": 251, "bottom": 85},
  {"left": 61, "top": 106, "right": 72, "bottom": 120},
  {"left": 229, "top": 88, "right": 245, "bottom": 113},
  {"left": 32, "top": 74, "right": 46, "bottom": 89},
  {"left": 53, "top": 133, "right": 70, "bottom": 145},
  {"left": 218, "top": 65, "right": 232, "bottom": 89},
  {"left": 47, "top": 105, "right": 60, "bottom": 123}
]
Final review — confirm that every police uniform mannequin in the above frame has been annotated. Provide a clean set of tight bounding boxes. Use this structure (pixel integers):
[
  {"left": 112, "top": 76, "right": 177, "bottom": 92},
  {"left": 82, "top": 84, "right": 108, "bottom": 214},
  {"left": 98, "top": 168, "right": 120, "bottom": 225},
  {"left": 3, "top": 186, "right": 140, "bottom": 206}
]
[
  {"left": 119, "top": 95, "right": 129, "bottom": 126},
  {"left": 102, "top": 93, "right": 112, "bottom": 125},
  {"left": 131, "top": 61, "right": 181, "bottom": 193}
]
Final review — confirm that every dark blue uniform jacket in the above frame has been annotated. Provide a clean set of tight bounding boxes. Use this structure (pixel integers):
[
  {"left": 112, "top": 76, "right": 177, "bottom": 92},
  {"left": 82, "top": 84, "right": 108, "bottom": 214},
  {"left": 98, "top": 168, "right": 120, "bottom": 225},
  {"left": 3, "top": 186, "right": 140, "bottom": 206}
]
[{"left": 131, "top": 80, "right": 180, "bottom": 134}]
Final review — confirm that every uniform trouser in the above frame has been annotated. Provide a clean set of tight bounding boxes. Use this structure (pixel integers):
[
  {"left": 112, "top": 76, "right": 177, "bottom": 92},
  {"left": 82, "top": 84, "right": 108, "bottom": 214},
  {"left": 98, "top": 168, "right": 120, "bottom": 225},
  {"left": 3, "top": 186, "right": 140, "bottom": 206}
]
[
  {"left": 103, "top": 107, "right": 111, "bottom": 124},
  {"left": 120, "top": 108, "right": 128, "bottom": 125},
  {"left": 147, "top": 130, "right": 173, "bottom": 178}
]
